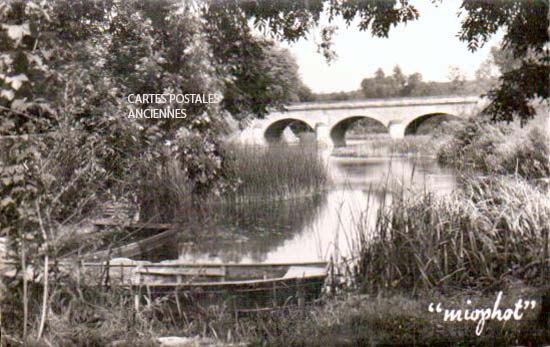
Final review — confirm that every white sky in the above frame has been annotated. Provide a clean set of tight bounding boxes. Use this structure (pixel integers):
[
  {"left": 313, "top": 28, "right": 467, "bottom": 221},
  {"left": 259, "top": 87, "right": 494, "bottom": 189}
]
[{"left": 280, "top": 0, "right": 503, "bottom": 93}]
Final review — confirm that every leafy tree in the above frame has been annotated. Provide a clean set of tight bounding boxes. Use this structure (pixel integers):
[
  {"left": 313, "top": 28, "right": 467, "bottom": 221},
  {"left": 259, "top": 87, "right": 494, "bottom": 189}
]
[
  {"left": 404, "top": 72, "right": 423, "bottom": 96},
  {"left": 457, "top": 0, "right": 549, "bottom": 124},
  {"left": 361, "top": 68, "right": 401, "bottom": 98},
  {"left": 489, "top": 45, "right": 521, "bottom": 75},
  {"left": 296, "top": 82, "right": 316, "bottom": 102},
  {"left": 474, "top": 52, "right": 499, "bottom": 93},
  {"left": 447, "top": 66, "right": 467, "bottom": 93},
  {"left": 374, "top": 68, "right": 386, "bottom": 80},
  {"left": 224, "top": 0, "right": 548, "bottom": 123},
  {"left": 0, "top": 1, "right": 314, "bottom": 338},
  {"left": 392, "top": 65, "right": 406, "bottom": 91}
]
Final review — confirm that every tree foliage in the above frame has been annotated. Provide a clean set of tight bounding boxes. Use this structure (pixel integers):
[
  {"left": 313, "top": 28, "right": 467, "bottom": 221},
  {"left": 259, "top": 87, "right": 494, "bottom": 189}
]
[
  {"left": 359, "top": 65, "right": 480, "bottom": 99},
  {"left": 0, "top": 0, "right": 311, "bottom": 294},
  {"left": 227, "top": 0, "right": 548, "bottom": 122},
  {"left": 457, "top": 0, "right": 548, "bottom": 124}
]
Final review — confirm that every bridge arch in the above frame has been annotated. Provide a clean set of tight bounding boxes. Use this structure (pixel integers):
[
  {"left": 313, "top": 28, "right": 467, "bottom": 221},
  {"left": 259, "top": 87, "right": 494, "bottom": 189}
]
[
  {"left": 404, "top": 113, "right": 462, "bottom": 136},
  {"left": 330, "top": 116, "right": 387, "bottom": 147},
  {"left": 264, "top": 118, "right": 315, "bottom": 143}
]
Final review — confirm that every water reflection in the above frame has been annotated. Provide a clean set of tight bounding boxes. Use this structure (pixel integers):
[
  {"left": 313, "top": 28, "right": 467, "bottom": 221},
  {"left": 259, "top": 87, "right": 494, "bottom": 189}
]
[
  {"left": 143, "top": 152, "right": 458, "bottom": 264},
  {"left": 176, "top": 194, "right": 327, "bottom": 263}
]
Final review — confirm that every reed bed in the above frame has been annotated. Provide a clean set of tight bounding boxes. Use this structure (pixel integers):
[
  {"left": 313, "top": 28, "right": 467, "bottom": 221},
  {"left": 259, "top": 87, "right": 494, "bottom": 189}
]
[
  {"left": 357, "top": 175, "right": 550, "bottom": 294},
  {"left": 135, "top": 142, "right": 328, "bottom": 223},
  {"left": 223, "top": 143, "right": 328, "bottom": 203},
  {"left": 136, "top": 159, "right": 194, "bottom": 223}
]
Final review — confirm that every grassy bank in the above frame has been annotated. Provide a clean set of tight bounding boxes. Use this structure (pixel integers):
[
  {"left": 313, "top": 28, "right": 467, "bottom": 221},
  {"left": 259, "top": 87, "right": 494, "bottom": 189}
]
[
  {"left": 1, "top": 281, "right": 220, "bottom": 347},
  {"left": 241, "top": 288, "right": 547, "bottom": 346},
  {"left": 5, "top": 278, "right": 545, "bottom": 347}
]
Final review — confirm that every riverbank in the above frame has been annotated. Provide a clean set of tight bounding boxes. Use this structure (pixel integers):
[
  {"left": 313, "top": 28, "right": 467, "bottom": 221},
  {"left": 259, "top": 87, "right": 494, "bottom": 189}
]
[
  {"left": 7, "top": 274, "right": 545, "bottom": 346},
  {"left": 241, "top": 286, "right": 547, "bottom": 346},
  {"left": 241, "top": 118, "right": 549, "bottom": 345},
  {"left": 242, "top": 159, "right": 549, "bottom": 345},
  {"left": 4, "top": 120, "right": 548, "bottom": 346},
  {"left": 323, "top": 120, "right": 549, "bottom": 345},
  {"left": 138, "top": 174, "right": 547, "bottom": 346},
  {"left": 272, "top": 175, "right": 548, "bottom": 346}
]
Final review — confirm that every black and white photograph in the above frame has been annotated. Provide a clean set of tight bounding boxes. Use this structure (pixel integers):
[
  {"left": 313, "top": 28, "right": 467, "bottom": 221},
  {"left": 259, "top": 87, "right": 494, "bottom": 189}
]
[{"left": 0, "top": 0, "right": 548, "bottom": 346}]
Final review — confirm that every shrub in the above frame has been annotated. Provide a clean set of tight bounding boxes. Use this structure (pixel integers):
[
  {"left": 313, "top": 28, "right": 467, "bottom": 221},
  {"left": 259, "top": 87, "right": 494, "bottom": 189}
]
[
  {"left": 438, "top": 117, "right": 549, "bottom": 180},
  {"left": 437, "top": 118, "right": 511, "bottom": 172},
  {"left": 502, "top": 127, "right": 550, "bottom": 179}
]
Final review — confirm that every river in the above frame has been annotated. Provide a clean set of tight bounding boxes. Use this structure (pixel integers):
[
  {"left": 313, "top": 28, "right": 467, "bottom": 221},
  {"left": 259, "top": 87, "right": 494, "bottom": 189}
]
[{"left": 141, "top": 148, "right": 458, "bottom": 264}]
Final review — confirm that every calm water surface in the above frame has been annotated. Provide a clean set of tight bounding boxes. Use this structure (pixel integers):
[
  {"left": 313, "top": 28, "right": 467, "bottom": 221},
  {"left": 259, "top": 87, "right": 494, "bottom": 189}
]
[{"left": 144, "top": 147, "right": 458, "bottom": 264}]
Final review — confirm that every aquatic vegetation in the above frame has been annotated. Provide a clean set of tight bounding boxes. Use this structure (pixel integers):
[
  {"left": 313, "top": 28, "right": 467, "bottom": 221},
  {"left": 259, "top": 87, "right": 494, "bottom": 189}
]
[
  {"left": 356, "top": 175, "right": 550, "bottom": 293},
  {"left": 135, "top": 142, "right": 328, "bottom": 222},
  {"left": 223, "top": 143, "right": 329, "bottom": 203}
]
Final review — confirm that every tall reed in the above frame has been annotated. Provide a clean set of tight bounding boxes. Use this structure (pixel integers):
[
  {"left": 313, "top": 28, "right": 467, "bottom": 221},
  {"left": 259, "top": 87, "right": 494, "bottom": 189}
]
[
  {"left": 357, "top": 175, "right": 550, "bottom": 294},
  {"left": 136, "top": 142, "right": 328, "bottom": 222},
  {"left": 223, "top": 143, "right": 328, "bottom": 203}
]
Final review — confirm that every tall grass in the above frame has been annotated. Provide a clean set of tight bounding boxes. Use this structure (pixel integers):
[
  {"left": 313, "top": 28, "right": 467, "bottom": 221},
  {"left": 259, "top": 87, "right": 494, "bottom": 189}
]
[
  {"left": 220, "top": 143, "right": 328, "bottom": 203},
  {"left": 136, "top": 142, "right": 328, "bottom": 222},
  {"left": 357, "top": 175, "right": 550, "bottom": 294},
  {"left": 136, "top": 160, "right": 194, "bottom": 223}
]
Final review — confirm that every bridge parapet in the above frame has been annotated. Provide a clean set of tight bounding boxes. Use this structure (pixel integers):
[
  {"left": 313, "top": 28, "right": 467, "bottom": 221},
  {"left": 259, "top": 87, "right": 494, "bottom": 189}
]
[
  {"left": 281, "top": 95, "right": 480, "bottom": 112},
  {"left": 238, "top": 95, "right": 483, "bottom": 146}
]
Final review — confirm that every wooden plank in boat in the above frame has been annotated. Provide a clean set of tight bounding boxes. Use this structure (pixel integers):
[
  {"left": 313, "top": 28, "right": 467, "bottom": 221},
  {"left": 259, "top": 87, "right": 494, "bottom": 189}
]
[
  {"left": 81, "top": 261, "right": 327, "bottom": 268},
  {"left": 283, "top": 266, "right": 327, "bottom": 278},
  {"left": 133, "top": 271, "right": 327, "bottom": 288},
  {"left": 135, "top": 267, "right": 226, "bottom": 277}
]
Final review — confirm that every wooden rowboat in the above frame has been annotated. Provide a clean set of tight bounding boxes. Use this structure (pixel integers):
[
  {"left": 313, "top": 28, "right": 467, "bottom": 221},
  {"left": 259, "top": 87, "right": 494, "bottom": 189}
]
[
  {"left": 70, "top": 259, "right": 328, "bottom": 310},
  {"left": 1, "top": 258, "right": 328, "bottom": 310}
]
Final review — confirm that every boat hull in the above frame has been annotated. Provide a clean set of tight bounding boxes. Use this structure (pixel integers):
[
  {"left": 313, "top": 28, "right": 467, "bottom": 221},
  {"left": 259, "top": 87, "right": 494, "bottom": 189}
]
[{"left": 74, "top": 260, "right": 328, "bottom": 310}]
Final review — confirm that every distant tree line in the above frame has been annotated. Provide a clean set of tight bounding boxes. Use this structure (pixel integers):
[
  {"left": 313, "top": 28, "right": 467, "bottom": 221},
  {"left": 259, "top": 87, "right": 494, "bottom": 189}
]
[{"left": 299, "top": 45, "right": 519, "bottom": 103}]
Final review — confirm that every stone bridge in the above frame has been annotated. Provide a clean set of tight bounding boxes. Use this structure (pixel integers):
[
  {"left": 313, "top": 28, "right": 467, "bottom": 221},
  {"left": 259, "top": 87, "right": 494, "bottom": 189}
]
[{"left": 237, "top": 95, "right": 483, "bottom": 146}]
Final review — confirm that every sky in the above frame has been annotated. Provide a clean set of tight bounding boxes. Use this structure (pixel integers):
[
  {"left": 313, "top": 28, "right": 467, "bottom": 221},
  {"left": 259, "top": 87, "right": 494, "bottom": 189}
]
[{"left": 280, "top": 0, "right": 503, "bottom": 93}]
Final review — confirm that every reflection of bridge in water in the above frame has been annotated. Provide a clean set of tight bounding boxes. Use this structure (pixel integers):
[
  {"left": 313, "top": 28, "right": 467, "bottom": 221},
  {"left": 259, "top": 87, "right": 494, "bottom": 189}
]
[{"left": 238, "top": 96, "right": 482, "bottom": 146}]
